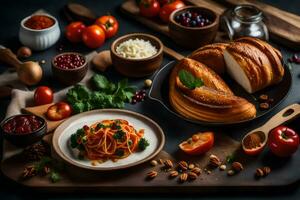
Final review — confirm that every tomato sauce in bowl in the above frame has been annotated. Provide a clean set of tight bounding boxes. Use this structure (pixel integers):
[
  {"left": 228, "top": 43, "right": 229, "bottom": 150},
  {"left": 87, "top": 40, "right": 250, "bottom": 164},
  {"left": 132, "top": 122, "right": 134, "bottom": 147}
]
[
  {"left": 2, "top": 115, "right": 42, "bottom": 135},
  {"left": 24, "top": 15, "right": 55, "bottom": 30},
  {"left": 0, "top": 114, "right": 46, "bottom": 147}
]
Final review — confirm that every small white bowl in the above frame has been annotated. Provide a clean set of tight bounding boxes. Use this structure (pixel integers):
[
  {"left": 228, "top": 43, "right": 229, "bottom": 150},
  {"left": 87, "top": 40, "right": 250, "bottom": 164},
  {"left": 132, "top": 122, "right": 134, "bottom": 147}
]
[{"left": 19, "top": 14, "right": 61, "bottom": 51}]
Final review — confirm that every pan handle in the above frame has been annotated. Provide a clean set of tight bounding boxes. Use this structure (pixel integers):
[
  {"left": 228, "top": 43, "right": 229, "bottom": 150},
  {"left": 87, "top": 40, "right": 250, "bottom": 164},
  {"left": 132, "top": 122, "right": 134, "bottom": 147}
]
[{"left": 148, "top": 61, "right": 175, "bottom": 102}]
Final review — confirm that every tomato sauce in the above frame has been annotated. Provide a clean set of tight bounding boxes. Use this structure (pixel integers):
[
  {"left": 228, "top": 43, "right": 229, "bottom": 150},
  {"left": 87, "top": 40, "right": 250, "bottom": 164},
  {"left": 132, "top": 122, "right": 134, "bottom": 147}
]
[
  {"left": 2, "top": 115, "right": 42, "bottom": 134},
  {"left": 24, "top": 15, "right": 55, "bottom": 30}
]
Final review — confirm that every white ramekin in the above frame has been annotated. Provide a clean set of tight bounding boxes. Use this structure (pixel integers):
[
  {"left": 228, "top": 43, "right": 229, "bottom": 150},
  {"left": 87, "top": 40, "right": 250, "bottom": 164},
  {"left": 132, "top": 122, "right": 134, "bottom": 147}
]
[{"left": 19, "top": 14, "right": 61, "bottom": 51}]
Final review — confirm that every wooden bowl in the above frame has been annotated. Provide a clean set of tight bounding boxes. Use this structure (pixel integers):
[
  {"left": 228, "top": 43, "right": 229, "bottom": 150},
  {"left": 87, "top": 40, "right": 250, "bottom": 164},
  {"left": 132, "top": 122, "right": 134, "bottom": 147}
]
[
  {"left": 169, "top": 6, "right": 219, "bottom": 49},
  {"left": 110, "top": 33, "right": 163, "bottom": 77},
  {"left": 51, "top": 52, "right": 88, "bottom": 85}
]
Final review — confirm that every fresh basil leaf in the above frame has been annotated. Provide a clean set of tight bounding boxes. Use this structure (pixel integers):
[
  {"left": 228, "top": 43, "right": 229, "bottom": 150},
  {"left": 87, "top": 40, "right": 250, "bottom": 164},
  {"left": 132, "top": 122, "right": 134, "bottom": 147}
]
[{"left": 178, "top": 69, "right": 203, "bottom": 89}]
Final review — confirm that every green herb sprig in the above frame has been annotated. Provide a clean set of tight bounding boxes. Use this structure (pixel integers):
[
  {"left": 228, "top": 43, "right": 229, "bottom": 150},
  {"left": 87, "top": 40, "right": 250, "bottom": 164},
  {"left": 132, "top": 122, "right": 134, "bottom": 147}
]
[{"left": 67, "top": 74, "right": 136, "bottom": 114}]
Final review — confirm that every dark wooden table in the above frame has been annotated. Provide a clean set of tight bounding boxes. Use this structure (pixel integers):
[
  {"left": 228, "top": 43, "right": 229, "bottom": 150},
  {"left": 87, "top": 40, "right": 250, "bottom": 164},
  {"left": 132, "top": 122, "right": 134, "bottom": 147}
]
[{"left": 0, "top": 0, "right": 300, "bottom": 199}]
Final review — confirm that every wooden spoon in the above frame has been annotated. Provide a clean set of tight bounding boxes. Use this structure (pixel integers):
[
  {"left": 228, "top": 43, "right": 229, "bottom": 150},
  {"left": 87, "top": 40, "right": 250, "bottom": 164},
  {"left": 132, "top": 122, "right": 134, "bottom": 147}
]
[
  {"left": 64, "top": 3, "right": 97, "bottom": 24},
  {"left": 0, "top": 47, "right": 42, "bottom": 86},
  {"left": 242, "top": 104, "right": 300, "bottom": 155},
  {"left": 163, "top": 45, "right": 184, "bottom": 61}
]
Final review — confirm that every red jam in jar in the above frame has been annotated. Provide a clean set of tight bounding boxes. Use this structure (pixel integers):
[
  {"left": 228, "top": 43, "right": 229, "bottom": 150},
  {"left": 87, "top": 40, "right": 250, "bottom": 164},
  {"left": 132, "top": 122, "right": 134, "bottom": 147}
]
[
  {"left": 54, "top": 53, "right": 85, "bottom": 69},
  {"left": 2, "top": 115, "right": 42, "bottom": 134},
  {"left": 24, "top": 15, "right": 55, "bottom": 30}
]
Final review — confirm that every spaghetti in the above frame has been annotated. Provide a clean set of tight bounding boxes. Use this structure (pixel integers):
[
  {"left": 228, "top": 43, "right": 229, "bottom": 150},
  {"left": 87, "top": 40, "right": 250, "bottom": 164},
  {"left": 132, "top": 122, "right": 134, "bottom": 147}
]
[{"left": 70, "top": 119, "right": 149, "bottom": 162}]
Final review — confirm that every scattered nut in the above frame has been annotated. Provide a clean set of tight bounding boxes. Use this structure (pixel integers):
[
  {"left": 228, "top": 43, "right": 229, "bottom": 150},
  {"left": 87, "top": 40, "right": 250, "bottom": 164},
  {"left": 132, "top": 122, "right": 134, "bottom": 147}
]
[
  {"left": 227, "top": 170, "right": 235, "bottom": 176},
  {"left": 40, "top": 60, "right": 46, "bottom": 64},
  {"left": 150, "top": 160, "right": 158, "bottom": 166},
  {"left": 191, "top": 167, "right": 202, "bottom": 175},
  {"left": 255, "top": 168, "right": 264, "bottom": 177},
  {"left": 206, "top": 170, "right": 212, "bottom": 175},
  {"left": 178, "top": 161, "right": 188, "bottom": 171},
  {"left": 219, "top": 164, "right": 227, "bottom": 171},
  {"left": 232, "top": 162, "right": 243, "bottom": 172},
  {"left": 188, "top": 172, "right": 198, "bottom": 181},
  {"left": 169, "top": 170, "right": 179, "bottom": 178},
  {"left": 188, "top": 163, "right": 195, "bottom": 169},
  {"left": 17, "top": 46, "right": 32, "bottom": 58},
  {"left": 144, "top": 79, "right": 152, "bottom": 88},
  {"left": 22, "top": 165, "right": 36, "bottom": 179},
  {"left": 259, "top": 94, "right": 269, "bottom": 101},
  {"left": 147, "top": 171, "right": 158, "bottom": 179},
  {"left": 262, "top": 166, "right": 271, "bottom": 176},
  {"left": 255, "top": 166, "right": 271, "bottom": 178},
  {"left": 158, "top": 159, "right": 164, "bottom": 165},
  {"left": 164, "top": 159, "right": 173, "bottom": 168},
  {"left": 179, "top": 173, "right": 188, "bottom": 183},
  {"left": 259, "top": 102, "right": 270, "bottom": 110},
  {"left": 209, "top": 154, "right": 221, "bottom": 167}
]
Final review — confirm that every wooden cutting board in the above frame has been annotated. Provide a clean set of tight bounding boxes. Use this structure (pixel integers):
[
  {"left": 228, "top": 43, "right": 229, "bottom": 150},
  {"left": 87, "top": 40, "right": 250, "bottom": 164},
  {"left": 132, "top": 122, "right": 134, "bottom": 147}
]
[
  {"left": 0, "top": 133, "right": 244, "bottom": 192},
  {"left": 121, "top": 0, "right": 300, "bottom": 49},
  {"left": 2, "top": 129, "right": 300, "bottom": 192}
]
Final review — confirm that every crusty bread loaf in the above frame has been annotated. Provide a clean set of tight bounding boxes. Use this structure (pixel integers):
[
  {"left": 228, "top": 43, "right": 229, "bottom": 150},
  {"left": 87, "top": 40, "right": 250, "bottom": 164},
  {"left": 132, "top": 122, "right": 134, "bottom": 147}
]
[
  {"left": 224, "top": 37, "right": 284, "bottom": 93},
  {"left": 189, "top": 43, "right": 228, "bottom": 75},
  {"left": 169, "top": 58, "right": 257, "bottom": 123}
]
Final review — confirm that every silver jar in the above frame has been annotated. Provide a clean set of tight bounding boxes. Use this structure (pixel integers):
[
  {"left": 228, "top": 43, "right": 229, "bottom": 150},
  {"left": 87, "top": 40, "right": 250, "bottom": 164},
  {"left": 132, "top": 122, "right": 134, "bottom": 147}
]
[{"left": 221, "top": 5, "right": 268, "bottom": 41}]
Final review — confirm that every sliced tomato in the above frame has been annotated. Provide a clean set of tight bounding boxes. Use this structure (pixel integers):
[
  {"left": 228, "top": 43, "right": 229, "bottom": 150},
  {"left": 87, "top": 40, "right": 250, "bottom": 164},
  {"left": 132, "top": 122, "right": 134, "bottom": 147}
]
[{"left": 179, "top": 132, "right": 214, "bottom": 155}]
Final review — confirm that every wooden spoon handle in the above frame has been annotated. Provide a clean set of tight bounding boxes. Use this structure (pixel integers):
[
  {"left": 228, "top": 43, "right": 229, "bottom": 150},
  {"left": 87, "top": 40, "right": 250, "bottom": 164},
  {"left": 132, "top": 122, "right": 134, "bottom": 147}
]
[
  {"left": 261, "top": 104, "right": 300, "bottom": 132},
  {"left": 0, "top": 48, "right": 21, "bottom": 69},
  {"left": 163, "top": 46, "right": 184, "bottom": 61}
]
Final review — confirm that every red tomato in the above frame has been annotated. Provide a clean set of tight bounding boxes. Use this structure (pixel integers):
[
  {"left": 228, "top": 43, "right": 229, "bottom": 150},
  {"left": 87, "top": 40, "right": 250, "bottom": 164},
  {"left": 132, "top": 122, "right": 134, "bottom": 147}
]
[
  {"left": 46, "top": 102, "right": 72, "bottom": 121},
  {"left": 34, "top": 86, "right": 53, "bottom": 106},
  {"left": 95, "top": 16, "right": 119, "bottom": 39},
  {"left": 179, "top": 132, "right": 214, "bottom": 155},
  {"left": 139, "top": 0, "right": 161, "bottom": 18},
  {"left": 82, "top": 25, "right": 106, "bottom": 49},
  {"left": 65, "top": 22, "right": 86, "bottom": 43},
  {"left": 268, "top": 126, "right": 299, "bottom": 157},
  {"left": 159, "top": 0, "right": 185, "bottom": 23}
]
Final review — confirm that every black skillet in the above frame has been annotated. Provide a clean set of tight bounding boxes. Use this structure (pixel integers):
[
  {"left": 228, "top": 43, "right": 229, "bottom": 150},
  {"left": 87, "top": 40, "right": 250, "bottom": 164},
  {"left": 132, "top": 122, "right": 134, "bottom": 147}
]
[{"left": 149, "top": 48, "right": 292, "bottom": 126}]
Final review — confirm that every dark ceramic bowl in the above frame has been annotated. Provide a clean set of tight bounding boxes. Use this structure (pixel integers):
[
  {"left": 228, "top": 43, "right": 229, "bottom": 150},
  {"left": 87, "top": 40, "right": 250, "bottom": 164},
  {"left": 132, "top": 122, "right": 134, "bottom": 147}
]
[
  {"left": 169, "top": 6, "right": 219, "bottom": 49},
  {"left": 0, "top": 114, "right": 47, "bottom": 147},
  {"left": 110, "top": 33, "right": 163, "bottom": 77},
  {"left": 51, "top": 52, "right": 88, "bottom": 85}
]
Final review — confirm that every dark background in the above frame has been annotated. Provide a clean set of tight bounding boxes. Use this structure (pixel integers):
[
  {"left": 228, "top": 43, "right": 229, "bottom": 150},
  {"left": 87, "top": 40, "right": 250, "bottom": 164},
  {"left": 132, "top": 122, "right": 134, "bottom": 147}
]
[{"left": 0, "top": 0, "right": 300, "bottom": 199}]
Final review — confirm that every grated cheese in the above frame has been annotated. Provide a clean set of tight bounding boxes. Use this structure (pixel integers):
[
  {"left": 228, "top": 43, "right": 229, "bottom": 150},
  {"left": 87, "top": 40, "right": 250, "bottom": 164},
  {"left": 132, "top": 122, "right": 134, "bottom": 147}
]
[{"left": 116, "top": 38, "right": 157, "bottom": 59}]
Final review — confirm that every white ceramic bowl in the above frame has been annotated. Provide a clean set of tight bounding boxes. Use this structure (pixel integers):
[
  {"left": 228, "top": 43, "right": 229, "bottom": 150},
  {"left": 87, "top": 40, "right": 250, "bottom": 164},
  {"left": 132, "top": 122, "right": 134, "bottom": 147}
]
[{"left": 19, "top": 14, "right": 61, "bottom": 51}]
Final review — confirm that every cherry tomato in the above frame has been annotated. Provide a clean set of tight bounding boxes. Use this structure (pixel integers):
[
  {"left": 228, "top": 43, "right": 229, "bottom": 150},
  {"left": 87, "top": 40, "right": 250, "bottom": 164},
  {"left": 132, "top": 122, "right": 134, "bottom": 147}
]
[
  {"left": 34, "top": 86, "right": 53, "bottom": 106},
  {"left": 139, "top": 0, "right": 161, "bottom": 18},
  {"left": 46, "top": 102, "right": 72, "bottom": 121},
  {"left": 268, "top": 126, "right": 299, "bottom": 157},
  {"left": 159, "top": 0, "right": 185, "bottom": 23},
  {"left": 179, "top": 132, "right": 214, "bottom": 155},
  {"left": 95, "top": 16, "right": 119, "bottom": 39},
  {"left": 82, "top": 25, "right": 106, "bottom": 49},
  {"left": 65, "top": 22, "right": 86, "bottom": 43}
]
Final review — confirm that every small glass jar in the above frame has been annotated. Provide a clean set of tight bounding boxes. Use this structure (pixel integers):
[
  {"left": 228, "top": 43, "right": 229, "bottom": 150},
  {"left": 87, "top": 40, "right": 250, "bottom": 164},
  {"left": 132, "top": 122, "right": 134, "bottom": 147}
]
[{"left": 222, "top": 5, "right": 268, "bottom": 41}]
